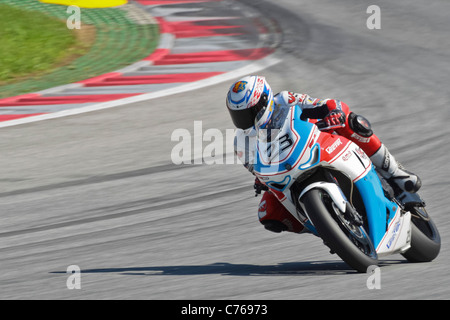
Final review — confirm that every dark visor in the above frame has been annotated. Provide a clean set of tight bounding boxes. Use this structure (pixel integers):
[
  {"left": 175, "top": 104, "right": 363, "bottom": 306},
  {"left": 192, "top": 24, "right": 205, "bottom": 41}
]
[
  {"left": 227, "top": 93, "right": 269, "bottom": 130},
  {"left": 228, "top": 107, "right": 259, "bottom": 129}
]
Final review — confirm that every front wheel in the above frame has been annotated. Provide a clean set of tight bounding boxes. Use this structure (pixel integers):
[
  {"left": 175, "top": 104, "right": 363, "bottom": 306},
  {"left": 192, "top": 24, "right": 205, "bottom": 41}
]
[{"left": 303, "top": 189, "right": 378, "bottom": 273}]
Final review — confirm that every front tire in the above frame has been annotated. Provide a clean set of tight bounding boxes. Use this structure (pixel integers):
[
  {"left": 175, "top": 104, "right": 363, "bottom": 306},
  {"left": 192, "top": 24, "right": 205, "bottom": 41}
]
[{"left": 303, "top": 189, "right": 378, "bottom": 273}]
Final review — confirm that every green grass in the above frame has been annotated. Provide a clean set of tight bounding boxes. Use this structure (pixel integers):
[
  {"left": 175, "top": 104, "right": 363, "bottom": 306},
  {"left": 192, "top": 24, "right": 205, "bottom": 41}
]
[
  {"left": 0, "top": 0, "right": 160, "bottom": 98},
  {"left": 0, "top": 4, "right": 77, "bottom": 83}
]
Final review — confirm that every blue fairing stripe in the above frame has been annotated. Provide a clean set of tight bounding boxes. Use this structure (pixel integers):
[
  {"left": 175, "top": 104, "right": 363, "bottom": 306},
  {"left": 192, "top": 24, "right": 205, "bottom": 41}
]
[{"left": 354, "top": 166, "right": 397, "bottom": 248}]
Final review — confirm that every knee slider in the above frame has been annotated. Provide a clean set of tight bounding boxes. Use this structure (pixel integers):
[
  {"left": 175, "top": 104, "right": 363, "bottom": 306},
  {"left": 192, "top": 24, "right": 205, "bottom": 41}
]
[{"left": 348, "top": 113, "right": 373, "bottom": 137}]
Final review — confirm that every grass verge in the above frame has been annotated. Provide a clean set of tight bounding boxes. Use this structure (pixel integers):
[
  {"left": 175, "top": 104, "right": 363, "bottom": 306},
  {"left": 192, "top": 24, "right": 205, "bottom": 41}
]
[
  {"left": 0, "top": 4, "right": 83, "bottom": 84},
  {"left": 0, "top": 0, "right": 159, "bottom": 98}
]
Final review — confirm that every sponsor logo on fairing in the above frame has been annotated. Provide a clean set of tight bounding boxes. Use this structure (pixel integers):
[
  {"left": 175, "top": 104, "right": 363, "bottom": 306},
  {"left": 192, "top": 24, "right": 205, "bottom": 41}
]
[
  {"left": 326, "top": 138, "right": 343, "bottom": 154},
  {"left": 355, "top": 147, "right": 369, "bottom": 160},
  {"left": 351, "top": 132, "right": 371, "bottom": 143},
  {"left": 258, "top": 200, "right": 267, "bottom": 218},
  {"left": 342, "top": 151, "right": 353, "bottom": 161},
  {"left": 386, "top": 221, "right": 401, "bottom": 249}
]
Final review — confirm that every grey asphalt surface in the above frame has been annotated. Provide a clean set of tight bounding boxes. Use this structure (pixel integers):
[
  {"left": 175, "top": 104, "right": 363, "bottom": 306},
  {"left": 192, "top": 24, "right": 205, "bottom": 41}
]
[{"left": 0, "top": 0, "right": 449, "bottom": 300}]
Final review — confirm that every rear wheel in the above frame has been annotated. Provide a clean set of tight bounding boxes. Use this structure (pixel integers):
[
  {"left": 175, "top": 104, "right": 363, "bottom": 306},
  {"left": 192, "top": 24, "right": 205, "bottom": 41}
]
[
  {"left": 303, "top": 189, "right": 378, "bottom": 273},
  {"left": 402, "top": 206, "right": 440, "bottom": 262}
]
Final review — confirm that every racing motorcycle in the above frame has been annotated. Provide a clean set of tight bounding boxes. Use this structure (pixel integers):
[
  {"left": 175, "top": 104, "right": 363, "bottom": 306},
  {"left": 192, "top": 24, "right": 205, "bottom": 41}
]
[{"left": 252, "top": 103, "right": 441, "bottom": 273}]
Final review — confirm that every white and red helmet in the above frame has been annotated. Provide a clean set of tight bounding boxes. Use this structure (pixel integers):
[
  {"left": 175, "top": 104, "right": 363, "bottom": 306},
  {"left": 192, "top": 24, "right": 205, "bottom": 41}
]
[{"left": 226, "top": 76, "right": 274, "bottom": 130}]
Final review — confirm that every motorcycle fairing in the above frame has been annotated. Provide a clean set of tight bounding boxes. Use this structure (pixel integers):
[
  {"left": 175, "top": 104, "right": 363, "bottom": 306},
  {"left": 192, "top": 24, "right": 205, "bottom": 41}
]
[
  {"left": 253, "top": 104, "right": 412, "bottom": 255},
  {"left": 254, "top": 106, "right": 317, "bottom": 178},
  {"left": 354, "top": 167, "right": 401, "bottom": 250}
]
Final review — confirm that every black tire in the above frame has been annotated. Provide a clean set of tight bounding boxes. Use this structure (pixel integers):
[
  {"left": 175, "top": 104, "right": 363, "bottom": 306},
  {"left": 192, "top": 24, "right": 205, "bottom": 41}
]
[
  {"left": 402, "top": 206, "right": 441, "bottom": 262},
  {"left": 303, "top": 189, "right": 378, "bottom": 273}
]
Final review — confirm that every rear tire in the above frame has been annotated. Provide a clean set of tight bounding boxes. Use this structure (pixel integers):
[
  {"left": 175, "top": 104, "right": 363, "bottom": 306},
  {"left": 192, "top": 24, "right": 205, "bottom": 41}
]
[
  {"left": 303, "top": 189, "right": 378, "bottom": 273},
  {"left": 402, "top": 206, "right": 440, "bottom": 262}
]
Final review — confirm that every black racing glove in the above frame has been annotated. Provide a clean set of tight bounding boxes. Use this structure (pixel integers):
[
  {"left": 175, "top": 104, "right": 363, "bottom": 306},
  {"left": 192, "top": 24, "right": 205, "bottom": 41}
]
[
  {"left": 254, "top": 178, "right": 269, "bottom": 197},
  {"left": 323, "top": 109, "right": 347, "bottom": 127}
]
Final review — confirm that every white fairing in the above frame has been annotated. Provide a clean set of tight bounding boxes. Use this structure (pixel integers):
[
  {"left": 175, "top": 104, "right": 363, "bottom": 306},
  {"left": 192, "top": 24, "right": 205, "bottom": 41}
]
[
  {"left": 376, "top": 210, "right": 412, "bottom": 256},
  {"left": 324, "top": 141, "right": 372, "bottom": 182},
  {"left": 299, "top": 182, "right": 347, "bottom": 213}
]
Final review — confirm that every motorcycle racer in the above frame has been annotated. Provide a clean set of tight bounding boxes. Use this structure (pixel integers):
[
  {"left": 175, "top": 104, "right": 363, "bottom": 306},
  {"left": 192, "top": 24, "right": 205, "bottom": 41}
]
[{"left": 226, "top": 75, "right": 422, "bottom": 234}]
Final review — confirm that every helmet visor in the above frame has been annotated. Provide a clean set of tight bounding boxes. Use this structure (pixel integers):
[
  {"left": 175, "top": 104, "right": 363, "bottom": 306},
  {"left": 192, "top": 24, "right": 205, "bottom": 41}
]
[
  {"left": 227, "top": 106, "right": 259, "bottom": 130},
  {"left": 227, "top": 91, "right": 269, "bottom": 130}
]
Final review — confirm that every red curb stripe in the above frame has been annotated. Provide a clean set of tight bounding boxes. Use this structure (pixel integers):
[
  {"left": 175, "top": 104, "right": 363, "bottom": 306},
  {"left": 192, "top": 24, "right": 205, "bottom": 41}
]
[
  {"left": 154, "top": 48, "right": 275, "bottom": 65},
  {"left": 144, "top": 48, "right": 171, "bottom": 62},
  {"left": 174, "top": 29, "right": 243, "bottom": 38},
  {"left": 77, "top": 72, "right": 122, "bottom": 85},
  {"left": 168, "top": 21, "right": 243, "bottom": 30},
  {"left": 83, "top": 72, "right": 224, "bottom": 86},
  {"left": 0, "top": 93, "right": 42, "bottom": 107},
  {"left": 154, "top": 17, "right": 173, "bottom": 34},
  {"left": 0, "top": 93, "right": 141, "bottom": 106},
  {"left": 162, "top": 20, "right": 245, "bottom": 38},
  {"left": 0, "top": 113, "right": 47, "bottom": 121}
]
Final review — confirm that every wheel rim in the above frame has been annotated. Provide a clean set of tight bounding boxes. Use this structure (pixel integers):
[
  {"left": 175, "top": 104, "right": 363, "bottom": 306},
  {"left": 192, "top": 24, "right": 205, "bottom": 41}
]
[{"left": 328, "top": 198, "right": 378, "bottom": 260}]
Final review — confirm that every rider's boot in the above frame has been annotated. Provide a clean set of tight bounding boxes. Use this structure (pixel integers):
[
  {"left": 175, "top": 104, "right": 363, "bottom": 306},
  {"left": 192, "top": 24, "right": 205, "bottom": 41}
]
[{"left": 370, "top": 144, "right": 422, "bottom": 193}]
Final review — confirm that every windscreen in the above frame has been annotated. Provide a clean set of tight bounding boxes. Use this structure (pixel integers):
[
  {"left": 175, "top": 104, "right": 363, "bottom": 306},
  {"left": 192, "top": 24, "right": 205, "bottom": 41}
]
[{"left": 255, "top": 103, "right": 290, "bottom": 142}]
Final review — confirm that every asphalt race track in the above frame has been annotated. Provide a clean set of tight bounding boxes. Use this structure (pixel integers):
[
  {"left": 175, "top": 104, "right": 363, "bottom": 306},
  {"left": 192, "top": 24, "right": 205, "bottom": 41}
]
[{"left": 0, "top": 0, "right": 449, "bottom": 300}]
